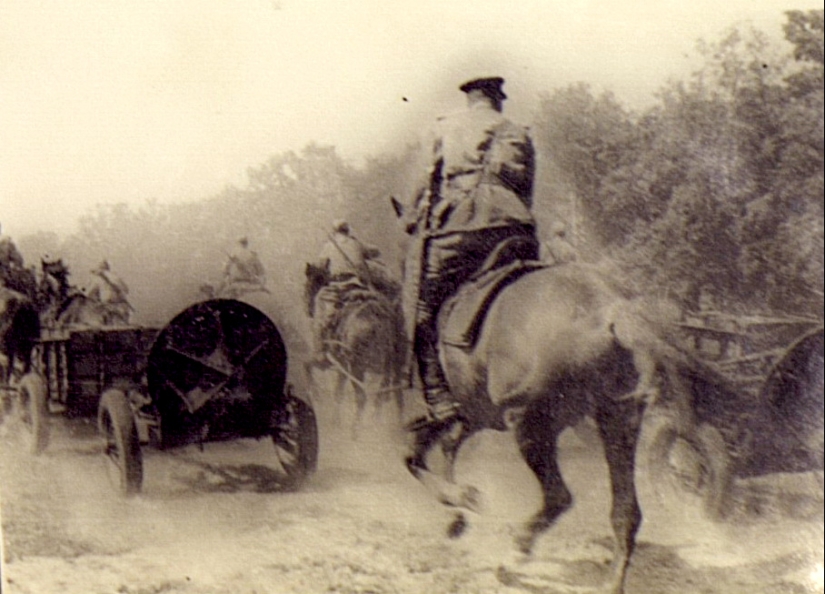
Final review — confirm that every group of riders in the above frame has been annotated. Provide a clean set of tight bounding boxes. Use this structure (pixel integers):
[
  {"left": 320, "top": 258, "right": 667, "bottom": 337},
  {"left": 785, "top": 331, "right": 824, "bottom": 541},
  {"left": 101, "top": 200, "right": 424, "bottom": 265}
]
[
  {"left": 4, "top": 75, "right": 578, "bottom": 442},
  {"left": 0, "top": 228, "right": 270, "bottom": 332},
  {"left": 0, "top": 227, "right": 132, "bottom": 330},
  {"left": 307, "top": 76, "right": 579, "bottom": 440}
]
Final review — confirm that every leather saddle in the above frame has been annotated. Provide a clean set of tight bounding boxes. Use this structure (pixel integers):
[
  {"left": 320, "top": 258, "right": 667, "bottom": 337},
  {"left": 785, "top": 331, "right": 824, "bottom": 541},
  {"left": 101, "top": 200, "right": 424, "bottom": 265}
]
[{"left": 439, "top": 236, "right": 544, "bottom": 349}]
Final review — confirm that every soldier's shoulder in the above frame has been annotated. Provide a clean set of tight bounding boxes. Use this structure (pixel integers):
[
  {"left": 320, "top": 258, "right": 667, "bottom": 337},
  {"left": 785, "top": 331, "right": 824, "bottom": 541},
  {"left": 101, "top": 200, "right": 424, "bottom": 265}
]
[{"left": 494, "top": 116, "right": 530, "bottom": 136}]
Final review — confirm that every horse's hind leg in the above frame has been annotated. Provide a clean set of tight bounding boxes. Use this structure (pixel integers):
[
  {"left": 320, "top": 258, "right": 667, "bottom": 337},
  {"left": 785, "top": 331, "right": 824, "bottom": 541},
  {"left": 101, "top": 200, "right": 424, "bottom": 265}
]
[
  {"left": 594, "top": 399, "right": 643, "bottom": 594},
  {"left": 350, "top": 368, "right": 368, "bottom": 440},
  {"left": 330, "top": 367, "right": 349, "bottom": 427},
  {"left": 514, "top": 415, "right": 571, "bottom": 555},
  {"left": 373, "top": 370, "right": 389, "bottom": 421}
]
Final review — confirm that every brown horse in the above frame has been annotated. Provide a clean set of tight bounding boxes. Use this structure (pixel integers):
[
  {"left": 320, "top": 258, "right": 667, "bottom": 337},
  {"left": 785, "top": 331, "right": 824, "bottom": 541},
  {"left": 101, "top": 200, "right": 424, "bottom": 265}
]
[
  {"left": 311, "top": 293, "right": 407, "bottom": 433},
  {"left": 305, "top": 264, "right": 407, "bottom": 431},
  {"left": 403, "top": 262, "right": 706, "bottom": 594}
]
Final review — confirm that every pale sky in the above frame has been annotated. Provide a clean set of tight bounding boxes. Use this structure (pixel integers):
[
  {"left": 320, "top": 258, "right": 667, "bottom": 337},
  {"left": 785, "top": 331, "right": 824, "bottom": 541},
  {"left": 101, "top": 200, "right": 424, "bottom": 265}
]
[{"left": 0, "top": 0, "right": 819, "bottom": 237}]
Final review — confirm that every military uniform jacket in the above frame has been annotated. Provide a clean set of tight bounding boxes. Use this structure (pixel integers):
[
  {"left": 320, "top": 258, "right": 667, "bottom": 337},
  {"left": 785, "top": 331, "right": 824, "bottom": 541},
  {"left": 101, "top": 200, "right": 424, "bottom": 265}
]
[
  {"left": 88, "top": 270, "right": 129, "bottom": 305},
  {"left": 409, "top": 102, "right": 536, "bottom": 237},
  {"left": 317, "top": 232, "right": 374, "bottom": 279},
  {"left": 225, "top": 247, "right": 265, "bottom": 284}
]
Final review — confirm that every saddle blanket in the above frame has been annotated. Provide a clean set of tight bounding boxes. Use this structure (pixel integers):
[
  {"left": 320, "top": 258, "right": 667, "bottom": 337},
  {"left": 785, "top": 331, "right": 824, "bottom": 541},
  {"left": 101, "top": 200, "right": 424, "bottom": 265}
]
[{"left": 439, "top": 261, "right": 545, "bottom": 349}]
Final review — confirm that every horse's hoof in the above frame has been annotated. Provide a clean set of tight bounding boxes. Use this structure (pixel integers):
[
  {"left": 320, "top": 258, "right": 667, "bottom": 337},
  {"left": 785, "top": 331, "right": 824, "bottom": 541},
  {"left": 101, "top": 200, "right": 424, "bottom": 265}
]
[
  {"left": 461, "top": 485, "right": 483, "bottom": 512},
  {"left": 404, "top": 456, "right": 425, "bottom": 478},
  {"left": 513, "top": 530, "right": 536, "bottom": 556},
  {"left": 447, "top": 513, "right": 468, "bottom": 539}
]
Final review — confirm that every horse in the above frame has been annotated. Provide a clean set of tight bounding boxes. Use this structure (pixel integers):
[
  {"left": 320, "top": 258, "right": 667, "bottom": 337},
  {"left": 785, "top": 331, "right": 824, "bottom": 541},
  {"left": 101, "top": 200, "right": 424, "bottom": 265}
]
[
  {"left": 0, "top": 286, "right": 40, "bottom": 387},
  {"left": 305, "top": 263, "right": 407, "bottom": 432},
  {"left": 401, "top": 260, "right": 713, "bottom": 594}
]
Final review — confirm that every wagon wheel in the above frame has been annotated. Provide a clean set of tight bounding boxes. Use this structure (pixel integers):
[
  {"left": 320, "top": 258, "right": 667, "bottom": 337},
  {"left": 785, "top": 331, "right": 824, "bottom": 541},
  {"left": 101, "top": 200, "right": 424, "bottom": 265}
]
[
  {"left": 98, "top": 389, "right": 143, "bottom": 496},
  {"left": 646, "top": 413, "right": 732, "bottom": 520},
  {"left": 14, "top": 372, "right": 50, "bottom": 455},
  {"left": 146, "top": 299, "right": 288, "bottom": 448},
  {"left": 271, "top": 388, "right": 318, "bottom": 489}
]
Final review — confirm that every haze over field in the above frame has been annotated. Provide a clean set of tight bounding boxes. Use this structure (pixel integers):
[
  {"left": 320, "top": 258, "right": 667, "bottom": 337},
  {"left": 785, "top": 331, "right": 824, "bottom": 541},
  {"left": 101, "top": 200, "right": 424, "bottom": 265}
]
[{"left": 1, "top": 0, "right": 820, "bottom": 237}]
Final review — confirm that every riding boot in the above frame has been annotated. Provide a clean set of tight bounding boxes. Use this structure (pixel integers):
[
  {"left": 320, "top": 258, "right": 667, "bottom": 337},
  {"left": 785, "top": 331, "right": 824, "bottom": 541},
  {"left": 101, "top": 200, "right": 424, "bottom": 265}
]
[
  {"left": 414, "top": 328, "right": 461, "bottom": 424},
  {"left": 404, "top": 365, "right": 464, "bottom": 478}
]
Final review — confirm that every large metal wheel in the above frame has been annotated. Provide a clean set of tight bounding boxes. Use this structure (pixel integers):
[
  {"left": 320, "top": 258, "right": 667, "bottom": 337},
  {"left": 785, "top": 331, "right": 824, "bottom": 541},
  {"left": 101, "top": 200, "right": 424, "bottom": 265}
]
[
  {"left": 647, "top": 413, "right": 731, "bottom": 520},
  {"left": 146, "top": 299, "right": 288, "bottom": 449},
  {"left": 14, "top": 372, "right": 49, "bottom": 455},
  {"left": 272, "top": 389, "right": 318, "bottom": 488},
  {"left": 755, "top": 327, "right": 824, "bottom": 471},
  {"left": 98, "top": 389, "right": 143, "bottom": 496}
]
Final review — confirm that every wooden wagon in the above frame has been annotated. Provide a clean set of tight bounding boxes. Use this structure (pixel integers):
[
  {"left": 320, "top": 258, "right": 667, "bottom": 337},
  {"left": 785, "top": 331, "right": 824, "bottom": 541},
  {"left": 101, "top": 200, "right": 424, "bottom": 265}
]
[{"left": 7, "top": 299, "right": 318, "bottom": 495}]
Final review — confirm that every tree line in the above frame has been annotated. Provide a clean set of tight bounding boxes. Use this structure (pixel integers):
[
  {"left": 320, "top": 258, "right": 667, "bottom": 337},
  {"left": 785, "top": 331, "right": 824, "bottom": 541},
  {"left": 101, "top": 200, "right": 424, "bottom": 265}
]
[{"left": 16, "top": 10, "right": 824, "bottom": 331}]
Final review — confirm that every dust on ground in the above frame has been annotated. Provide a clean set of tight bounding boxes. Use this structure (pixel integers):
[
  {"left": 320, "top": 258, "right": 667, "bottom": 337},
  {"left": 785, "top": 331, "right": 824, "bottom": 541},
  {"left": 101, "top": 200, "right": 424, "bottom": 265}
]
[{"left": 1, "top": 378, "right": 822, "bottom": 594}]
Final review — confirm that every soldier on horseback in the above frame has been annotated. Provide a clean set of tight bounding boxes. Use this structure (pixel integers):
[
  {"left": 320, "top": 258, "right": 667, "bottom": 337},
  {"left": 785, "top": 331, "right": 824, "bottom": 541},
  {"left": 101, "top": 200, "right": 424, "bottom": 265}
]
[
  {"left": 221, "top": 236, "right": 267, "bottom": 296},
  {"left": 402, "top": 76, "right": 540, "bottom": 431},
  {"left": 310, "top": 220, "right": 384, "bottom": 360},
  {"left": 87, "top": 259, "right": 132, "bottom": 325}
]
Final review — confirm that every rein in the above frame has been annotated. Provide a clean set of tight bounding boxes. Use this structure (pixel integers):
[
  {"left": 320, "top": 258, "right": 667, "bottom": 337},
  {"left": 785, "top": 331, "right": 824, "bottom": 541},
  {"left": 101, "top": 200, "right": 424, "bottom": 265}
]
[{"left": 323, "top": 350, "right": 406, "bottom": 397}]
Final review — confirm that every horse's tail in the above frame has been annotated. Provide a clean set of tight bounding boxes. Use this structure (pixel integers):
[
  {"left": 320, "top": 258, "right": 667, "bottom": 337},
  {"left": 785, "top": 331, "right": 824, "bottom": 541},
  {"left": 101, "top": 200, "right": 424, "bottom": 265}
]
[{"left": 604, "top": 292, "right": 745, "bottom": 417}]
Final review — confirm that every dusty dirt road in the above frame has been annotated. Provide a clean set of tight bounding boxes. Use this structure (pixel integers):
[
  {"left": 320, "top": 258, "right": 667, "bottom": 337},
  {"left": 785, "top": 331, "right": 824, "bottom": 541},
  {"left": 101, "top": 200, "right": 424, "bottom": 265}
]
[{"left": 1, "top": 385, "right": 823, "bottom": 594}]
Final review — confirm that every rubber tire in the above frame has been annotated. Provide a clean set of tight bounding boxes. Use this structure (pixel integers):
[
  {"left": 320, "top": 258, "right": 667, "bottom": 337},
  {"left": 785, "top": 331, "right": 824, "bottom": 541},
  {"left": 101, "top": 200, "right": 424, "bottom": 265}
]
[
  {"left": 16, "top": 372, "right": 49, "bottom": 455},
  {"left": 98, "top": 389, "right": 143, "bottom": 496},
  {"left": 272, "top": 395, "right": 319, "bottom": 489},
  {"left": 647, "top": 415, "right": 732, "bottom": 520}
]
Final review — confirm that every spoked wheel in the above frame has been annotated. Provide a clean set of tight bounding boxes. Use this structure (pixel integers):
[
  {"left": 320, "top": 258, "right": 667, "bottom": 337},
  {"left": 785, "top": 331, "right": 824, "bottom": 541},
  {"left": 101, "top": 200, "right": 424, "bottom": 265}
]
[
  {"left": 14, "top": 372, "right": 50, "bottom": 455},
  {"left": 146, "top": 299, "right": 288, "bottom": 448},
  {"left": 271, "top": 390, "right": 318, "bottom": 489},
  {"left": 647, "top": 414, "right": 731, "bottom": 520},
  {"left": 98, "top": 389, "right": 143, "bottom": 496}
]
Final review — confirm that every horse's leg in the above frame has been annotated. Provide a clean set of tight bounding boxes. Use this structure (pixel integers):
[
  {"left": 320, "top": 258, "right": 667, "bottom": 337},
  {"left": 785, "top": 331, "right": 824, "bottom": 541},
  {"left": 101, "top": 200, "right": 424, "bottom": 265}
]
[
  {"left": 514, "top": 413, "right": 571, "bottom": 555},
  {"left": 0, "top": 352, "right": 9, "bottom": 392},
  {"left": 350, "top": 366, "right": 368, "bottom": 440},
  {"left": 373, "top": 369, "right": 389, "bottom": 422},
  {"left": 594, "top": 398, "right": 643, "bottom": 594},
  {"left": 405, "top": 419, "right": 479, "bottom": 511},
  {"left": 332, "top": 366, "right": 348, "bottom": 427},
  {"left": 390, "top": 355, "right": 405, "bottom": 425}
]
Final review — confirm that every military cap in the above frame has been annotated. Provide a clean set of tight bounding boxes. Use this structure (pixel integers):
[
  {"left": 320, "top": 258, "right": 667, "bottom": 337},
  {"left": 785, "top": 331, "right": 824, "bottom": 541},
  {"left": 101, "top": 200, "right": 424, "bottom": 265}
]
[{"left": 459, "top": 76, "right": 507, "bottom": 100}]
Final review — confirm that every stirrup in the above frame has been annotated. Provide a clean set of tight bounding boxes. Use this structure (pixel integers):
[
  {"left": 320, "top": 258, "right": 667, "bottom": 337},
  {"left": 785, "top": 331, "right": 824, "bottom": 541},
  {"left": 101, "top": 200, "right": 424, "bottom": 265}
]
[
  {"left": 405, "top": 406, "right": 461, "bottom": 434},
  {"left": 428, "top": 399, "right": 461, "bottom": 422}
]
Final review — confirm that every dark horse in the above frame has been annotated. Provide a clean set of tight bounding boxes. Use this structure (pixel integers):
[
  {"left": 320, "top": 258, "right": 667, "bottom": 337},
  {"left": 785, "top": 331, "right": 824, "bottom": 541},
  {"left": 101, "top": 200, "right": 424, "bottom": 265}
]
[
  {"left": 404, "top": 261, "right": 706, "bottom": 594},
  {"left": 305, "top": 263, "right": 407, "bottom": 430},
  {"left": 0, "top": 285, "right": 40, "bottom": 386}
]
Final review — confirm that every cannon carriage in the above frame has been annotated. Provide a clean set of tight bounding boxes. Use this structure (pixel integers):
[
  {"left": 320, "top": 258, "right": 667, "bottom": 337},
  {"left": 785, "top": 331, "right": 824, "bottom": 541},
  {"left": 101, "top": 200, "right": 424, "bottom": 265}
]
[
  {"left": 6, "top": 298, "right": 318, "bottom": 495},
  {"left": 647, "top": 318, "right": 824, "bottom": 518}
]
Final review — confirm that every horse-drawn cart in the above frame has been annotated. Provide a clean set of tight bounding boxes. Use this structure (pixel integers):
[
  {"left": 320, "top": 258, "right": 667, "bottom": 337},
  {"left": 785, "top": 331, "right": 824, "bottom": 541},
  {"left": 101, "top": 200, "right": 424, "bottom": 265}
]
[
  {"left": 647, "top": 320, "right": 824, "bottom": 517},
  {"left": 6, "top": 299, "right": 318, "bottom": 495}
]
